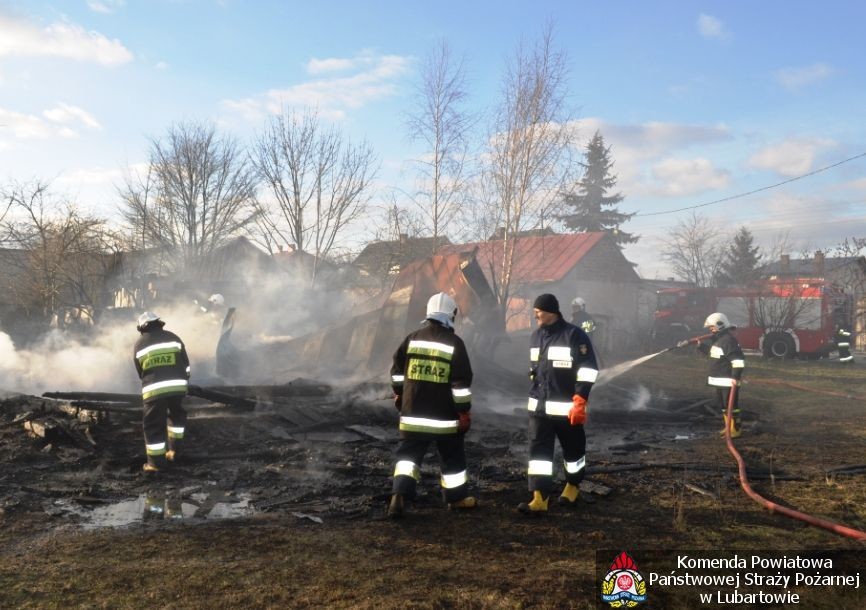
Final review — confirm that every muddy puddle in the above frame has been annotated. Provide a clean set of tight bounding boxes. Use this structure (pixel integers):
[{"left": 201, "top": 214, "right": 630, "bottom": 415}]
[{"left": 48, "top": 489, "right": 255, "bottom": 529}]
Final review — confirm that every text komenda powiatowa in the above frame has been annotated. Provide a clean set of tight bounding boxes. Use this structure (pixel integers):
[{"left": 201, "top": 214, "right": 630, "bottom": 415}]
[{"left": 648, "top": 554, "right": 860, "bottom": 596}]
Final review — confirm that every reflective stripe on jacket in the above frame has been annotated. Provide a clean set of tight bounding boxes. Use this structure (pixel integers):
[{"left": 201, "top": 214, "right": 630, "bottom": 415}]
[
  {"left": 701, "top": 330, "right": 744, "bottom": 387},
  {"left": 134, "top": 328, "right": 190, "bottom": 402},
  {"left": 528, "top": 317, "right": 598, "bottom": 418},
  {"left": 391, "top": 320, "right": 473, "bottom": 437}
]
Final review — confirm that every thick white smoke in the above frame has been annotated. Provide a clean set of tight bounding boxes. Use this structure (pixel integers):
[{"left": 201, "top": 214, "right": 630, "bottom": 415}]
[{"left": 0, "top": 302, "right": 223, "bottom": 395}]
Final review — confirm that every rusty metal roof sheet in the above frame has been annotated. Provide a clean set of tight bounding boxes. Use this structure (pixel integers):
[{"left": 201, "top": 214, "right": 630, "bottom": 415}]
[{"left": 436, "top": 232, "right": 607, "bottom": 284}]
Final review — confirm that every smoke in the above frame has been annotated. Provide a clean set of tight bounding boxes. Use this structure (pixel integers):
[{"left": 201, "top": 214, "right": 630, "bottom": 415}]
[{"left": 0, "top": 301, "right": 224, "bottom": 395}]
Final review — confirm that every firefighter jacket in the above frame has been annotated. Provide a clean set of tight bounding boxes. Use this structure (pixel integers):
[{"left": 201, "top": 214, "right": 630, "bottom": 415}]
[
  {"left": 134, "top": 327, "right": 191, "bottom": 403},
  {"left": 571, "top": 309, "right": 596, "bottom": 335},
  {"left": 699, "top": 329, "right": 744, "bottom": 387},
  {"left": 390, "top": 320, "right": 473, "bottom": 437},
  {"left": 836, "top": 326, "right": 853, "bottom": 362},
  {"left": 528, "top": 317, "right": 598, "bottom": 418}
]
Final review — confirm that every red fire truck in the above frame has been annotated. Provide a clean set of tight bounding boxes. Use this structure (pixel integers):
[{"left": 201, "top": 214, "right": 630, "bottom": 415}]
[{"left": 652, "top": 278, "right": 851, "bottom": 359}]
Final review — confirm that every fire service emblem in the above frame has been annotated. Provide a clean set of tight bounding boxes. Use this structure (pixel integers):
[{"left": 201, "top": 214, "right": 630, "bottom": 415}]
[{"left": 601, "top": 551, "right": 647, "bottom": 607}]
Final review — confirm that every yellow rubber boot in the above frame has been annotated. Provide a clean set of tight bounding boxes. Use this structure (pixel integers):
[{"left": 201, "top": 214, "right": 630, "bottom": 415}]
[
  {"left": 387, "top": 494, "right": 404, "bottom": 519},
  {"left": 517, "top": 491, "right": 548, "bottom": 515},
  {"left": 448, "top": 496, "right": 478, "bottom": 510},
  {"left": 719, "top": 415, "right": 742, "bottom": 439},
  {"left": 558, "top": 482, "right": 579, "bottom": 506}
]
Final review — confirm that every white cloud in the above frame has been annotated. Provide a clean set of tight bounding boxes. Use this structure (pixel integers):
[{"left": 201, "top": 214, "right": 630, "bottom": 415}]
[
  {"left": 697, "top": 14, "right": 729, "bottom": 40},
  {"left": 55, "top": 166, "right": 122, "bottom": 186},
  {"left": 87, "top": 0, "right": 126, "bottom": 14},
  {"left": 574, "top": 117, "right": 732, "bottom": 197},
  {"left": 746, "top": 192, "right": 866, "bottom": 247},
  {"left": 222, "top": 97, "right": 265, "bottom": 123},
  {"left": 838, "top": 177, "right": 866, "bottom": 192},
  {"left": 307, "top": 57, "right": 357, "bottom": 75},
  {"left": 649, "top": 157, "right": 731, "bottom": 197},
  {"left": 43, "top": 103, "right": 102, "bottom": 130},
  {"left": 774, "top": 63, "right": 833, "bottom": 91},
  {"left": 0, "top": 103, "right": 101, "bottom": 140},
  {"left": 0, "top": 14, "right": 133, "bottom": 66},
  {"left": 154, "top": 60, "right": 169, "bottom": 70},
  {"left": 748, "top": 137, "right": 837, "bottom": 177},
  {"left": 223, "top": 51, "right": 412, "bottom": 123}
]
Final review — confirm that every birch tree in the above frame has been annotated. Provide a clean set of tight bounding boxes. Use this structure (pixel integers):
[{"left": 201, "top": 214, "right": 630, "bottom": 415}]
[
  {"left": 252, "top": 109, "right": 378, "bottom": 285},
  {"left": 480, "top": 26, "right": 575, "bottom": 317},
  {"left": 405, "top": 40, "right": 473, "bottom": 251}
]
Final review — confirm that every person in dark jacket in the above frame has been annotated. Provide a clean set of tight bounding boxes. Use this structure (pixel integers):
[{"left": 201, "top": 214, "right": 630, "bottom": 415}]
[
  {"left": 519, "top": 293, "right": 599, "bottom": 515},
  {"left": 387, "top": 292, "right": 475, "bottom": 518},
  {"left": 570, "top": 297, "right": 596, "bottom": 336},
  {"left": 133, "top": 312, "right": 191, "bottom": 472},
  {"left": 833, "top": 309, "right": 854, "bottom": 363},
  {"left": 696, "top": 312, "right": 745, "bottom": 437}
]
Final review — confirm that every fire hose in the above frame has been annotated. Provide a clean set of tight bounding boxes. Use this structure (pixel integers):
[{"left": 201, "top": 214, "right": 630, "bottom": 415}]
[
  {"left": 673, "top": 335, "right": 866, "bottom": 540},
  {"left": 723, "top": 383, "right": 866, "bottom": 541}
]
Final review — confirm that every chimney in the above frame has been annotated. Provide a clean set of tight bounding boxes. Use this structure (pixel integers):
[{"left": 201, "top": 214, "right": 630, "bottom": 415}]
[
  {"left": 814, "top": 250, "right": 825, "bottom": 276},
  {"left": 780, "top": 254, "right": 790, "bottom": 272},
  {"left": 399, "top": 233, "right": 408, "bottom": 245}
]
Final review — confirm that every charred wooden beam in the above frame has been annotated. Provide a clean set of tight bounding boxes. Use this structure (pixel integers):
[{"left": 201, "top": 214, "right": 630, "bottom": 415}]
[
  {"left": 187, "top": 385, "right": 258, "bottom": 410},
  {"left": 43, "top": 391, "right": 141, "bottom": 405}
]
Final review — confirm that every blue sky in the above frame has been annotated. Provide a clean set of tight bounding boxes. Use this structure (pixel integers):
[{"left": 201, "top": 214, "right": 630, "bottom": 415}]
[{"left": 1, "top": 0, "right": 865, "bottom": 278}]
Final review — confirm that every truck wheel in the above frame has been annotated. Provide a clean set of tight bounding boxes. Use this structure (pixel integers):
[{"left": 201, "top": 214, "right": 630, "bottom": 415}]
[{"left": 763, "top": 333, "right": 795, "bottom": 360}]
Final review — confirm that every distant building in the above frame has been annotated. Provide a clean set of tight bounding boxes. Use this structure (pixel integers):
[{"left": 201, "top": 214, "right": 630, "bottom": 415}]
[
  {"left": 353, "top": 234, "right": 451, "bottom": 280},
  {"left": 437, "top": 232, "right": 641, "bottom": 352}
]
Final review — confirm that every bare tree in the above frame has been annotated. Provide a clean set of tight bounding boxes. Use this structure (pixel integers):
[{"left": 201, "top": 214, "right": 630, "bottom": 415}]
[
  {"left": 1, "top": 180, "right": 114, "bottom": 326},
  {"left": 660, "top": 212, "right": 726, "bottom": 287},
  {"left": 120, "top": 121, "right": 259, "bottom": 271},
  {"left": 405, "top": 40, "right": 473, "bottom": 251},
  {"left": 252, "top": 109, "right": 378, "bottom": 285},
  {"left": 480, "top": 26, "right": 575, "bottom": 316}
]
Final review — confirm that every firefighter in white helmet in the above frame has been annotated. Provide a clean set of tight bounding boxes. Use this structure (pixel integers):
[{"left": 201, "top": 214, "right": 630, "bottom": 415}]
[
  {"left": 133, "top": 312, "right": 191, "bottom": 472},
  {"left": 698, "top": 312, "right": 745, "bottom": 438},
  {"left": 570, "top": 297, "right": 596, "bottom": 336},
  {"left": 387, "top": 292, "right": 476, "bottom": 517}
]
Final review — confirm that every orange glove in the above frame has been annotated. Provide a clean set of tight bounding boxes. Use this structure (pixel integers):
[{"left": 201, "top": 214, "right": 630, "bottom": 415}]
[
  {"left": 394, "top": 394, "right": 402, "bottom": 412},
  {"left": 568, "top": 395, "right": 587, "bottom": 426},
  {"left": 457, "top": 411, "right": 471, "bottom": 433}
]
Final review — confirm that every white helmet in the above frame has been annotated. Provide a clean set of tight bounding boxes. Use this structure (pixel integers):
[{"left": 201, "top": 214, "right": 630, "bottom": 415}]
[
  {"left": 704, "top": 312, "right": 730, "bottom": 330},
  {"left": 137, "top": 311, "right": 163, "bottom": 332},
  {"left": 572, "top": 297, "right": 586, "bottom": 309},
  {"left": 426, "top": 292, "right": 458, "bottom": 327},
  {"left": 208, "top": 293, "right": 225, "bottom": 306}
]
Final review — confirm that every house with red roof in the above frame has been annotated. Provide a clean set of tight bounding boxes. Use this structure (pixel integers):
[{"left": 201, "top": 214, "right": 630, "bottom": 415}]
[{"left": 437, "top": 232, "right": 641, "bottom": 351}]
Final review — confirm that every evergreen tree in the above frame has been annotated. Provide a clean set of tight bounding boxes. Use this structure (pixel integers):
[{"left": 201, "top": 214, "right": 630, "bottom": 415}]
[
  {"left": 558, "top": 130, "right": 637, "bottom": 246},
  {"left": 717, "top": 227, "right": 763, "bottom": 286}
]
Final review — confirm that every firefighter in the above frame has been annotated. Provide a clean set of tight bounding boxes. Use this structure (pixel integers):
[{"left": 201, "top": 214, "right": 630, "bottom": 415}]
[
  {"left": 519, "top": 293, "right": 599, "bottom": 515},
  {"left": 387, "top": 292, "right": 475, "bottom": 518},
  {"left": 834, "top": 309, "right": 854, "bottom": 363},
  {"left": 570, "top": 297, "right": 596, "bottom": 336},
  {"left": 691, "top": 312, "right": 745, "bottom": 438},
  {"left": 133, "top": 312, "right": 191, "bottom": 472}
]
